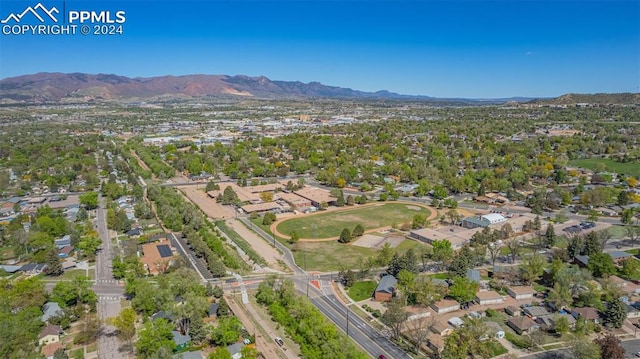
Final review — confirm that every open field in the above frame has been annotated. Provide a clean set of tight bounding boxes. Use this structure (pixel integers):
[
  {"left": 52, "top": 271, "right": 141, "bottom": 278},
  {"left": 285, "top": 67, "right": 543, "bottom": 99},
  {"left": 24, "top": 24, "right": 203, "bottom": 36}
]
[
  {"left": 275, "top": 202, "right": 432, "bottom": 240},
  {"left": 293, "top": 238, "right": 422, "bottom": 272},
  {"left": 569, "top": 158, "right": 640, "bottom": 177}
]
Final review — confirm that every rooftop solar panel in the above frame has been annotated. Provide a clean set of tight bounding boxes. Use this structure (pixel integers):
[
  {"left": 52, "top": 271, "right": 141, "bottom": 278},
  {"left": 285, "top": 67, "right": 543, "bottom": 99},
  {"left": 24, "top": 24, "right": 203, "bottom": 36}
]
[{"left": 157, "top": 244, "right": 173, "bottom": 258}]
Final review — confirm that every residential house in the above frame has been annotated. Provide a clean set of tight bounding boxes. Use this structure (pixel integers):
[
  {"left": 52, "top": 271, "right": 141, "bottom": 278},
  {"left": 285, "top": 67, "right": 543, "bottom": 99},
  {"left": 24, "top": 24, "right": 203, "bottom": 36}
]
[
  {"left": 226, "top": 342, "right": 245, "bottom": 359},
  {"left": 58, "top": 245, "right": 74, "bottom": 258},
  {"left": 625, "top": 303, "right": 640, "bottom": 319},
  {"left": 536, "top": 313, "right": 576, "bottom": 331},
  {"left": 448, "top": 317, "right": 464, "bottom": 328},
  {"left": 507, "top": 286, "right": 537, "bottom": 300},
  {"left": 507, "top": 316, "right": 539, "bottom": 335},
  {"left": 206, "top": 303, "right": 219, "bottom": 322},
  {"left": 374, "top": 275, "right": 397, "bottom": 301},
  {"left": 571, "top": 307, "right": 600, "bottom": 323},
  {"left": 152, "top": 311, "right": 173, "bottom": 322},
  {"left": 41, "top": 343, "right": 64, "bottom": 359},
  {"left": 38, "top": 325, "right": 63, "bottom": 345},
  {"left": 430, "top": 299, "right": 460, "bottom": 314},
  {"left": 21, "top": 263, "right": 47, "bottom": 275},
  {"left": 467, "top": 269, "right": 481, "bottom": 284},
  {"left": 523, "top": 306, "right": 550, "bottom": 319},
  {"left": 54, "top": 235, "right": 71, "bottom": 249},
  {"left": 475, "top": 291, "right": 504, "bottom": 305},
  {"left": 505, "top": 306, "right": 521, "bottom": 317},
  {"left": 430, "top": 321, "right": 454, "bottom": 336},
  {"left": 172, "top": 351, "right": 203, "bottom": 359},
  {"left": 608, "top": 251, "right": 633, "bottom": 264},
  {"left": 42, "top": 302, "right": 64, "bottom": 322},
  {"left": 427, "top": 333, "right": 445, "bottom": 353},
  {"left": 126, "top": 228, "right": 143, "bottom": 238},
  {"left": 172, "top": 330, "right": 191, "bottom": 351}
]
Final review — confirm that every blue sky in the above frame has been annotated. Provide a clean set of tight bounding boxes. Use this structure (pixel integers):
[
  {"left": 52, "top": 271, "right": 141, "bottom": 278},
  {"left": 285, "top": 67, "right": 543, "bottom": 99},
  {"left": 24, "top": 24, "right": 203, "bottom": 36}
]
[{"left": 1, "top": 0, "right": 638, "bottom": 98}]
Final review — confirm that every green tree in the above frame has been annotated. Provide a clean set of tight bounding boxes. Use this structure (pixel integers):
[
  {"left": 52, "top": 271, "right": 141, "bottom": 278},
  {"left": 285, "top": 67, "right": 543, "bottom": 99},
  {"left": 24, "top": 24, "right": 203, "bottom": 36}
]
[
  {"left": 412, "top": 213, "right": 427, "bottom": 229},
  {"left": 431, "top": 239, "right": 454, "bottom": 271},
  {"left": 377, "top": 243, "right": 394, "bottom": 266},
  {"left": 262, "top": 212, "right": 276, "bottom": 226},
  {"left": 135, "top": 319, "right": 176, "bottom": 359},
  {"left": 554, "top": 315, "right": 570, "bottom": 335},
  {"left": 588, "top": 252, "right": 615, "bottom": 278},
  {"left": 44, "top": 247, "right": 64, "bottom": 276},
  {"left": 448, "top": 277, "right": 479, "bottom": 303},
  {"left": 79, "top": 192, "right": 98, "bottom": 209},
  {"left": 519, "top": 253, "right": 545, "bottom": 285},
  {"left": 448, "top": 245, "right": 474, "bottom": 278},
  {"left": 544, "top": 223, "right": 556, "bottom": 248},
  {"left": 380, "top": 298, "right": 408, "bottom": 340},
  {"left": 208, "top": 347, "right": 232, "bottom": 359},
  {"left": 603, "top": 299, "right": 626, "bottom": 329},
  {"left": 620, "top": 258, "right": 640, "bottom": 279},
  {"left": 240, "top": 345, "right": 259, "bottom": 359},
  {"left": 397, "top": 269, "right": 416, "bottom": 305},
  {"left": 289, "top": 230, "right": 300, "bottom": 244},
  {"left": 570, "top": 336, "right": 601, "bottom": 359},
  {"left": 352, "top": 224, "right": 365, "bottom": 237},
  {"left": 338, "top": 228, "right": 352, "bottom": 243},
  {"left": 211, "top": 316, "right": 243, "bottom": 346},
  {"left": 110, "top": 307, "right": 136, "bottom": 346}
]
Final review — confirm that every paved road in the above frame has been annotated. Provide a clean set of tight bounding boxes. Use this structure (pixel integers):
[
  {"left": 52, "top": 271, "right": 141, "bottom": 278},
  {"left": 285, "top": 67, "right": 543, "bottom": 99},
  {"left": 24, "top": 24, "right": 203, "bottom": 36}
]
[
  {"left": 303, "top": 281, "right": 411, "bottom": 359},
  {"left": 94, "top": 195, "right": 127, "bottom": 359}
]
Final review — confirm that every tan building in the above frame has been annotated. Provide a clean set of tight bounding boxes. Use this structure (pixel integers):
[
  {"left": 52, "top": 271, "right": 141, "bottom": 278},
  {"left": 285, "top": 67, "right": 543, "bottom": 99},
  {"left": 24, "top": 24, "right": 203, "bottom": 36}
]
[
  {"left": 475, "top": 291, "right": 504, "bottom": 305},
  {"left": 507, "top": 286, "right": 537, "bottom": 300},
  {"left": 294, "top": 186, "right": 337, "bottom": 207},
  {"left": 430, "top": 299, "right": 460, "bottom": 314}
]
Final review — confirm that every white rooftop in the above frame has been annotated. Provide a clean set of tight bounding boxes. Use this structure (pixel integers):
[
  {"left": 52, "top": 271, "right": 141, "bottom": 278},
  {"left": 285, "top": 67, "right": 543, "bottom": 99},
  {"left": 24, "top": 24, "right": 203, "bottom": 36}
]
[{"left": 481, "top": 213, "right": 506, "bottom": 223}]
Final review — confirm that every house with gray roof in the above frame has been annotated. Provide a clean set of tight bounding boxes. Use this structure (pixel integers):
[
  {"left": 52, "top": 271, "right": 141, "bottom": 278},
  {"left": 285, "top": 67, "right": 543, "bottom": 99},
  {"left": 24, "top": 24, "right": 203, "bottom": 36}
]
[
  {"left": 374, "top": 275, "right": 397, "bottom": 301},
  {"left": 42, "top": 302, "right": 64, "bottom": 322}
]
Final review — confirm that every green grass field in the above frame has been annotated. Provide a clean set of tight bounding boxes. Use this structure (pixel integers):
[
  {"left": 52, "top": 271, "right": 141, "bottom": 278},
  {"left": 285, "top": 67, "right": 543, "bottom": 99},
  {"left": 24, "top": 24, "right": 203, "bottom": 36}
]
[
  {"left": 605, "top": 225, "right": 629, "bottom": 239},
  {"left": 276, "top": 203, "right": 431, "bottom": 239},
  {"left": 348, "top": 281, "right": 377, "bottom": 301},
  {"left": 569, "top": 158, "right": 640, "bottom": 177}
]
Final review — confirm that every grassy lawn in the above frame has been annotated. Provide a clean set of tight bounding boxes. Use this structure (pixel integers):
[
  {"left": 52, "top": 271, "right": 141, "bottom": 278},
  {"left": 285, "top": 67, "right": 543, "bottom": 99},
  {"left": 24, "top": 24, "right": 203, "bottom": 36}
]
[
  {"left": 427, "top": 272, "right": 449, "bottom": 280},
  {"left": 293, "top": 241, "right": 377, "bottom": 271},
  {"left": 347, "top": 281, "right": 376, "bottom": 302},
  {"left": 605, "top": 225, "right": 629, "bottom": 239},
  {"left": 543, "top": 343, "right": 566, "bottom": 350},
  {"left": 46, "top": 269, "right": 95, "bottom": 281},
  {"left": 68, "top": 348, "right": 84, "bottom": 359},
  {"left": 216, "top": 220, "right": 268, "bottom": 266},
  {"left": 483, "top": 341, "right": 508, "bottom": 357},
  {"left": 276, "top": 203, "right": 431, "bottom": 239},
  {"left": 569, "top": 158, "right": 640, "bottom": 177},
  {"left": 86, "top": 343, "right": 97, "bottom": 353}
]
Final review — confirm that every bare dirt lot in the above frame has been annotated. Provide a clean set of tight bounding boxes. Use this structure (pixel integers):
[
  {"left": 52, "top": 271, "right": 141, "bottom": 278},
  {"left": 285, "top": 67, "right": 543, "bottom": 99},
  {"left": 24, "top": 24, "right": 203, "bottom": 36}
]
[{"left": 177, "top": 185, "right": 236, "bottom": 219}]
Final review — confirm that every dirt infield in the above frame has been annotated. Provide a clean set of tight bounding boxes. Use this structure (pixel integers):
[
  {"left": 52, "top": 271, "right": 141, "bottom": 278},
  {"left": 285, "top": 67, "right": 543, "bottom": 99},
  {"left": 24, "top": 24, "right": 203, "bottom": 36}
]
[
  {"left": 351, "top": 233, "right": 405, "bottom": 249},
  {"left": 270, "top": 201, "right": 438, "bottom": 242}
]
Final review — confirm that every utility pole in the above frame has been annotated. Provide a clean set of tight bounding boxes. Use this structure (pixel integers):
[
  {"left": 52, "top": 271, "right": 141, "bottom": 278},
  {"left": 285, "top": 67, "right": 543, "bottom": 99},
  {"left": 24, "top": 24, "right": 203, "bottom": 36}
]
[{"left": 346, "top": 307, "right": 349, "bottom": 337}]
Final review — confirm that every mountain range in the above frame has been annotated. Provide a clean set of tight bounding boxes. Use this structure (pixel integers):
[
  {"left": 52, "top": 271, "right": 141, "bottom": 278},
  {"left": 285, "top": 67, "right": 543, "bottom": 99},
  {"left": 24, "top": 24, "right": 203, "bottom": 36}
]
[
  {"left": 0, "top": 72, "right": 636, "bottom": 104},
  {"left": 0, "top": 72, "right": 431, "bottom": 104}
]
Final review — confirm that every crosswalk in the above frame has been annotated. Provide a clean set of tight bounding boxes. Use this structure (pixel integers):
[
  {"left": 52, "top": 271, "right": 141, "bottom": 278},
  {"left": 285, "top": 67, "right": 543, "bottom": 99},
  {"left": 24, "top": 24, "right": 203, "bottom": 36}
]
[
  {"left": 95, "top": 279, "right": 119, "bottom": 284},
  {"left": 98, "top": 296, "right": 121, "bottom": 302}
]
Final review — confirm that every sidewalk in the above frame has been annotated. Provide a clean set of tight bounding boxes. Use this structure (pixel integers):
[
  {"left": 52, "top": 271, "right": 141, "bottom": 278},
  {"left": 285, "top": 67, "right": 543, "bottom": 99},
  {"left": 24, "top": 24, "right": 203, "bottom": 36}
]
[{"left": 226, "top": 294, "right": 298, "bottom": 359}]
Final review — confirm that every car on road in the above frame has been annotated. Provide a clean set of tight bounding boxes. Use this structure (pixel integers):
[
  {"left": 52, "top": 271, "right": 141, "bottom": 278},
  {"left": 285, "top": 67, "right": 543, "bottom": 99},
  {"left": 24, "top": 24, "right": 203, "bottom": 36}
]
[
  {"left": 634, "top": 351, "right": 640, "bottom": 357},
  {"left": 378, "top": 355, "right": 387, "bottom": 359},
  {"left": 275, "top": 337, "right": 284, "bottom": 346}
]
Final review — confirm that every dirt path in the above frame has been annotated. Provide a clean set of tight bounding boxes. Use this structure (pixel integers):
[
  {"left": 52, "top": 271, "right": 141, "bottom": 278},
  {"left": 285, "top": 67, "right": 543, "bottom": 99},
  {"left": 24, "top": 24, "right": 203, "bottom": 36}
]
[
  {"left": 226, "top": 294, "right": 297, "bottom": 359},
  {"left": 226, "top": 218, "right": 282, "bottom": 267},
  {"left": 270, "top": 201, "right": 439, "bottom": 242},
  {"left": 129, "top": 149, "right": 151, "bottom": 172}
]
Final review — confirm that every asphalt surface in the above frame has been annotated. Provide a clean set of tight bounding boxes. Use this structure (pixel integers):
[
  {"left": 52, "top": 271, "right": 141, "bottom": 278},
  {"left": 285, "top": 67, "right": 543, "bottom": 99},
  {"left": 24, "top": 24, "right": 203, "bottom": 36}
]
[{"left": 94, "top": 195, "right": 127, "bottom": 359}]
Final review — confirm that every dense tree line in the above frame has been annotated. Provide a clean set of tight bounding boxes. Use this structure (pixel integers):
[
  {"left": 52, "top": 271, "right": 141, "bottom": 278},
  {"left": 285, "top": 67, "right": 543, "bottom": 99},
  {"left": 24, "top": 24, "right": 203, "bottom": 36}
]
[
  {"left": 256, "top": 276, "right": 367, "bottom": 359},
  {"left": 147, "top": 185, "right": 248, "bottom": 275}
]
